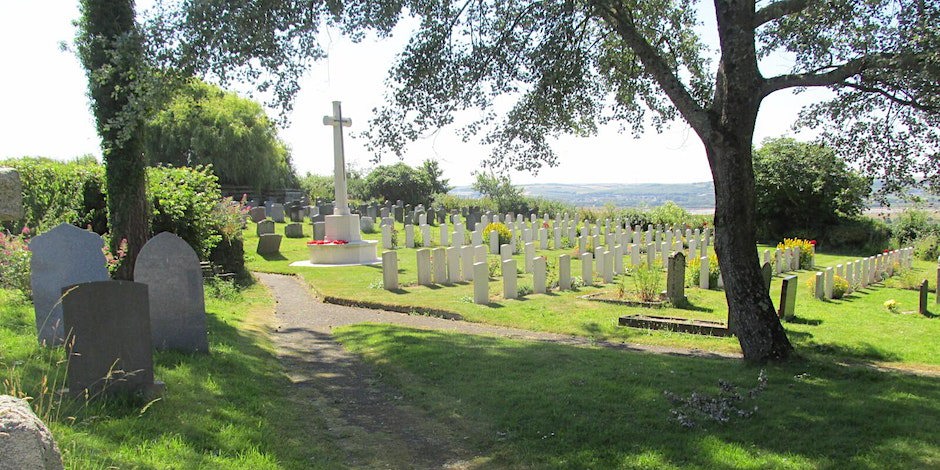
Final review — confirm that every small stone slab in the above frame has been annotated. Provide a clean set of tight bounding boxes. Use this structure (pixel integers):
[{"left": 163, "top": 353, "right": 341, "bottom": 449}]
[
  {"left": 0, "top": 394, "right": 63, "bottom": 469},
  {"left": 256, "top": 234, "right": 282, "bottom": 254},
  {"left": 134, "top": 232, "right": 208, "bottom": 353},
  {"left": 29, "top": 223, "right": 109, "bottom": 346},
  {"left": 0, "top": 167, "right": 23, "bottom": 221},
  {"left": 62, "top": 280, "right": 160, "bottom": 398},
  {"left": 269, "top": 203, "right": 285, "bottom": 223},
  {"left": 284, "top": 223, "right": 305, "bottom": 238},
  {"left": 920, "top": 280, "right": 929, "bottom": 315}
]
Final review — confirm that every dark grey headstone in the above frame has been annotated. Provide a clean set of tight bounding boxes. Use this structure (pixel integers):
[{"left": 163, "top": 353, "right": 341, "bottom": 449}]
[
  {"left": 256, "top": 220, "right": 275, "bottom": 236},
  {"left": 288, "top": 207, "right": 305, "bottom": 223},
  {"left": 134, "top": 232, "right": 208, "bottom": 353},
  {"left": 761, "top": 262, "right": 772, "bottom": 292},
  {"left": 426, "top": 208, "right": 436, "bottom": 226},
  {"left": 284, "top": 223, "right": 305, "bottom": 238},
  {"left": 256, "top": 234, "right": 282, "bottom": 254},
  {"left": 393, "top": 206, "right": 404, "bottom": 223},
  {"left": 666, "top": 252, "right": 686, "bottom": 305},
  {"left": 29, "top": 223, "right": 109, "bottom": 346},
  {"left": 380, "top": 207, "right": 389, "bottom": 218},
  {"left": 248, "top": 207, "right": 266, "bottom": 223},
  {"left": 320, "top": 203, "right": 334, "bottom": 216},
  {"left": 269, "top": 204, "right": 285, "bottom": 223},
  {"left": 62, "top": 281, "right": 158, "bottom": 397},
  {"left": 313, "top": 222, "right": 326, "bottom": 241},
  {"left": 920, "top": 280, "right": 929, "bottom": 315},
  {"left": 778, "top": 275, "right": 798, "bottom": 321}
]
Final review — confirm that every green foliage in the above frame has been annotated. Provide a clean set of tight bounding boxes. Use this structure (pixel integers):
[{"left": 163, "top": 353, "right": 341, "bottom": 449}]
[
  {"left": 482, "top": 222, "right": 512, "bottom": 247},
  {"left": 890, "top": 208, "right": 940, "bottom": 260},
  {"left": 754, "top": 138, "right": 871, "bottom": 243},
  {"left": 0, "top": 230, "right": 32, "bottom": 294},
  {"left": 432, "top": 193, "right": 496, "bottom": 212},
  {"left": 472, "top": 172, "right": 574, "bottom": 215},
  {"left": 632, "top": 264, "right": 663, "bottom": 302},
  {"left": 148, "top": 165, "right": 223, "bottom": 259},
  {"left": 299, "top": 173, "right": 335, "bottom": 202},
  {"left": 913, "top": 234, "right": 939, "bottom": 262},
  {"left": 577, "top": 202, "right": 711, "bottom": 229},
  {"left": 832, "top": 275, "right": 850, "bottom": 299},
  {"left": 824, "top": 217, "right": 891, "bottom": 254},
  {"left": 363, "top": 162, "right": 437, "bottom": 206},
  {"left": 144, "top": 79, "right": 298, "bottom": 190},
  {"left": 420, "top": 159, "right": 452, "bottom": 196},
  {"left": 0, "top": 157, "right": 107, "bottom": 233}
]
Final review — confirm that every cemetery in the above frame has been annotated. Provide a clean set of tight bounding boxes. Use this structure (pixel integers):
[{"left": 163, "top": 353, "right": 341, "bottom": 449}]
[{"left": 2, "top": 2, "right": 940, "bottom": 468}]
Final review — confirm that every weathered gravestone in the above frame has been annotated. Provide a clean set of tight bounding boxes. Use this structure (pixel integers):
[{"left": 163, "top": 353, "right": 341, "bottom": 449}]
[
  {"left": 269, "top": 203, "right": 285, "bottom": 223},
  {"left": 0, "top": 395, "right": 64, "bottom": 470},
  {"left": 0, "top": 167, "right": 24, "bottom": 222},
  {"left": 778, "top": 275, "right": 798, "bottom": 321},
  {"left": 134, "top": 232, "right": 209, "bottom": 352},
  {"left": 29, "top": 223, "right": 109, "bottom": 346},
  {"left": 62, "top": 281, "right": 162, "bottom": 398},
  {"left": 256, "top": 220, "right": 275, "bottom": 236},
  {"left": 313, "top": 221, "right": 326, "bottom": 241},
  {"left": 382, "top": 251, "right": 398, "bottom": 290},
  {"left": 248, "top": 206, "right": 267, "bottom": 223},
  {"left": 666, "top": 252, "right": 686, "bottom": 305},
  {"left": 284, "top": 223, "right": 305, "bottom": 238},
  {"left": 920, "top": 280, "right": 929, "bottom": 315},
  {"left": 256, "top": 234, "right": 282, "bottom": 254},
  {"left": 761, "top": 262, "right": 773, "bottom": 292},
  {"left": 360, "top": 216, "right": 374, "bottom": 233}
]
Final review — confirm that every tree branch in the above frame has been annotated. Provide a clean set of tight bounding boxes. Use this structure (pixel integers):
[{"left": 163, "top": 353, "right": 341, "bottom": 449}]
[
  {"left": 753, "top": 0, "right": 810, "bottom": 28},
  {"left": 843, "top": 81, "right": 939, "bottom": 113},
  {"left": 761, "top": 56, "right": 874, "bottom": 96},
  {"left": 589, "top": 0, "right": 710, "bottom": 135}
]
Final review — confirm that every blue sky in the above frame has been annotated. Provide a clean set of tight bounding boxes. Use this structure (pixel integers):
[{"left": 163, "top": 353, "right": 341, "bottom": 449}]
[{"left": 0, "top": 1, "right": 824, "bottom": 186}]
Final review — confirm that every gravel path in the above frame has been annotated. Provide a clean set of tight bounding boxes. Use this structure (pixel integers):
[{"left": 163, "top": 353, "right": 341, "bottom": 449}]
[{"left": 255, "top": 272, "right": 741, "bottom": 468}]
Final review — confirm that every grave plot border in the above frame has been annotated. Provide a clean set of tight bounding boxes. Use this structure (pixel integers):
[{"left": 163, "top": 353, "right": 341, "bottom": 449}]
[{"left": 618, "top": 315, "right": 733, "bottom": 337}]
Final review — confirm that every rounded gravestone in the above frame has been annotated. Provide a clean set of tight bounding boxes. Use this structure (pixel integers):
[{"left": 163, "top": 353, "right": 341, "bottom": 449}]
[
  {"left": 0, "top": 167, "right": 23, "bottom": 222},
  {"left": 29, "top": 223, "right": 109, "bottom": 346},
  {"left": 134, "top": 232, "right": 209, "bottom": 353},
  {"left": 0, "top": 395, "right": 63, "bottom": 470}
]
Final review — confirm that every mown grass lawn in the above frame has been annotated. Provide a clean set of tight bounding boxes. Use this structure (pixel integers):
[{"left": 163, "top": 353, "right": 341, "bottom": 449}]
[
  {"left": 0, "top": 284, "right": 341, "bottom": 469},
  {"left": 246, "top": 220, "right": 940, "bottom": 368},
  {"left": 335, "top": 323, "right": 940, "bottom": 469}
]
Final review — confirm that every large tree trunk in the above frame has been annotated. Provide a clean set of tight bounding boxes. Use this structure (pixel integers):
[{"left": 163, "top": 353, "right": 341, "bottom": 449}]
[
  {"left": 708, "top": 139, "right": 794, "bottom": 361},
  {"left": 78, "top": 0, "right": 150, "bottom": 280}
]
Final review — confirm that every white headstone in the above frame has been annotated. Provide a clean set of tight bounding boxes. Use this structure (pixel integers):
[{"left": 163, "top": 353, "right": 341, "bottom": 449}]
[
  {"left": 533, "top": 257, "right": 546, "bottom": 294},
  {"left": 416, "top": 249, "right": 432, "bottom": 286},
  {"left": 461, "top": 245, "right": 476, "bottom": 281},
  {"left": 473, "top": 262, "right": 489, "bottom": 304},
  {"left": 382, "top": 251, "right": 398, "bottom": 290},
  {"left": 558, "top": 254, "right": 571, "bottom": 290},
  {"left": 446, "top": 246, "right": 460, "bottom": 283},
  {"left": 581, "top": 252, "right": 593, "bottom": 286},
  {"left": 502, "top": 259, "right": 517, "bottom": 299},
  {"left": 432, "top": 247, "right": 447, "bottom": 284}
]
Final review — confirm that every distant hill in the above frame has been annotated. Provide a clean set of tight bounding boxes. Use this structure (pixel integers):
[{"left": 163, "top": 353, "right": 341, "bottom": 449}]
[{"left": 450, "top": 182, "right": 716, "bottom": 210}]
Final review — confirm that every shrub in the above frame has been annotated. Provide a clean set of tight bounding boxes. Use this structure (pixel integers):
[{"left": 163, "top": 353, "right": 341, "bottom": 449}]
[
  {"left": 824, "top": 217, "right": 891, "bottom": 253},
  {"left": 832, "top": 275, "right": 849, "bottom": 299},
  {"left": 913, "top": 234, "right": 939, "bottom": 262},
  {"left": 0, "top": 156, "right": 106, "bottom": 234},
  {"left": 776, "top": 238, "right": 815, "bottom": 268},
  {"left": 0, "top": 228, "right": 32, "bottom": 294},
  {"left": 632, "top": 264, "right": 663, "bottom": 302},
  {"left": 482, "top": 222, "right": 512, "bottom": 247},
  {"left": 148, "top": 165, "right": 223, "bottom": 259}
]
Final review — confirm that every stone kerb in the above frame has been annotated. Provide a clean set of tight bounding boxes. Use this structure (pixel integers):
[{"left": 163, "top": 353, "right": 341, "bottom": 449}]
[
  {"left": 134, "top": 232, "right": 209, "bottom": 353},
  {"left": 29, "top": 223, "right": 109, "bottom": 346}
]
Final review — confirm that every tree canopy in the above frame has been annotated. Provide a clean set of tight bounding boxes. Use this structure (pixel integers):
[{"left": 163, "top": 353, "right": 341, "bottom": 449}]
[
  {"left": 754, "top": 137, "right": 870, "bottom": 242},
  {"left": 362, "top": 160, "right": 450, "bottom": 205},
  {"left": 143, "top": 79, "right": 298, "bottom": 190},
  {"left": 147, "top": 0, "right": 940, "bottom": 361}
]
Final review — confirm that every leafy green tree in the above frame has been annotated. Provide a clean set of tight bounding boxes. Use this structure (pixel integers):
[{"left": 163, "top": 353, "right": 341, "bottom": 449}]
[
  {"left": 363, "top": 163, "right": 435, "bottom": 205},
  {"left": 151, "top": 1, "right": 940, "bottom": 360},
  {"left": 472, "top": 172, "right": 524, "bottom": 213},
  {"left": 754, "top": 138, "right": 870, "bottom": 241},
  {"left": 77, "top": 0, "right": 150, "bottom": 280},
  {"left": 421, "top": 159, "right": 452, "bottom": 196},
  {"left": 299, "top": 173, "right": 334, "bottom": 203},
  {"left": 144, "top": 79, "right": 298, "bottom": 190}
]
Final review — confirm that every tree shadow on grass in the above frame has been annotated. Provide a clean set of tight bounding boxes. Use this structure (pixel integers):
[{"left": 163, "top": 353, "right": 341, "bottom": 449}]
[
  {"left": 334, "top": 324, "right": 940, "bottom": 469},
  {"left": 55, "top": 309, "right": 340, "bottom": 468}
]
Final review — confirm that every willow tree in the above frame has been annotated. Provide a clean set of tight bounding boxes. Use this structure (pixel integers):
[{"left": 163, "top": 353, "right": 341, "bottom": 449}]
[
  {"left": 77, "top": 0, "right": 150, "bottom": 279},
  {"left": 150, "top": 0, "right": 939, "bottom": 361}
]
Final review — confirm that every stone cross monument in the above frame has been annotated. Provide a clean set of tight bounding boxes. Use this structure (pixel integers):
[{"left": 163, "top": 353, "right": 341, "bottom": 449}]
[{"left": 323, "top": 101, "right": 352, "bottom": 216}]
